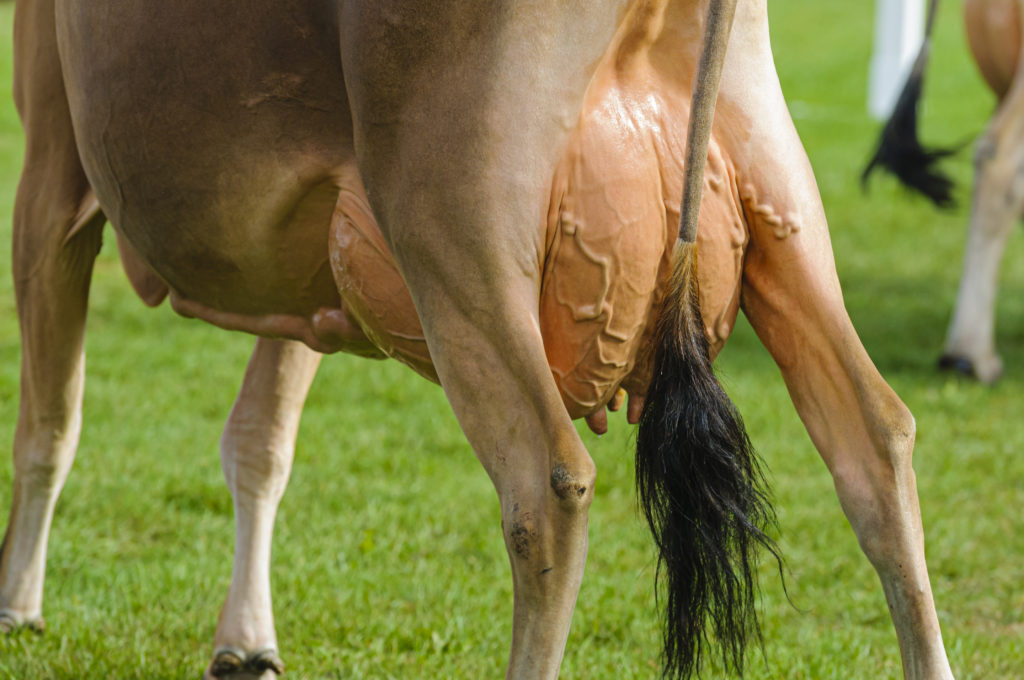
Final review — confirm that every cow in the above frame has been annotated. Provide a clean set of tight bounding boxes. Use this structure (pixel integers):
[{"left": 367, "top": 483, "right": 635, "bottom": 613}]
[
  {"left": 1, "top": 1, "right": 955, "bottom": 679},
  {"left": 865, "top": 0, "right": 1024, "bottom": 383}
]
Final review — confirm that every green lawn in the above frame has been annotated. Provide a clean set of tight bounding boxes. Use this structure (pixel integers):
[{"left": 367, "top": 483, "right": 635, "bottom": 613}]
[{"left": 1, "top": 2, "right": 1022, "bottom": 679}]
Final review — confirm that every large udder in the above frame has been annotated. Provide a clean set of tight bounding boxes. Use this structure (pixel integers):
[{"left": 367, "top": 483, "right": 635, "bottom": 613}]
[{"left": 329, "top": 71, "right": 749, "bottom": 419}]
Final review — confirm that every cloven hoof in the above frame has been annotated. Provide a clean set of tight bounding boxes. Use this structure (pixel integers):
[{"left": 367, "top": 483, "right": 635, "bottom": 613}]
[
  {"left": 937, "top": 352, "right": 1003, "bottom": 385},
  {"left": 0, "top": 609, "right": 45, "bottom": 635},
  {"left": 209, "top": 647, "right": 285, "bottom": 677},
  {"left": 938, "top": 352, "right": 1004, "bottom": 384},
  {"left": 937, "top": 354, "right": 980, "bottom": 380}
]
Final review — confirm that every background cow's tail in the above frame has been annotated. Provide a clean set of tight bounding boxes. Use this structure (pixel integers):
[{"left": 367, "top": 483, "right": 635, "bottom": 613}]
[
  {"left": 635, "top": 0, "right": 780, "bottom": 677},
  {"left": 862, "top": 0, "right": 956, "bottom": 207}
]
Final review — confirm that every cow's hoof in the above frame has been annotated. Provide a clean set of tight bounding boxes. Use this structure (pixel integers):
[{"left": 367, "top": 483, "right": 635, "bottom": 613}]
[
  {"left": 937, "top": 354, "right": 975, "bottom": 377},
  {"left": 938, "top": 354, "right": 1002, "bottom": 383},
  {"left": 0, "top": 609, "right": 45, "bottom": 635},
  {"left": 207, "top": 647, "right": 284, "bottom": 678}
]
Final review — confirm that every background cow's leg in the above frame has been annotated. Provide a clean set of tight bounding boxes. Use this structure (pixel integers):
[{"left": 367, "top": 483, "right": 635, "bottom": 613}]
[
  {"left": 0, "top": 0, "right": 105, "bottom": 633},
  {"left": 339, "top": 5, "right": 624, "bottom": 676},
  {"left": 206, "top": 338, "right": 321, "bottom": 680},
  {"left": 941, "top": 76, "right": 1024, "bottom": 382}
]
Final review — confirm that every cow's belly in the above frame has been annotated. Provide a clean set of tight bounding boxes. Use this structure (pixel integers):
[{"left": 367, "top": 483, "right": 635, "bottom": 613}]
[{"left": 55, "top": 0, "right": 374, "bottom": 352}]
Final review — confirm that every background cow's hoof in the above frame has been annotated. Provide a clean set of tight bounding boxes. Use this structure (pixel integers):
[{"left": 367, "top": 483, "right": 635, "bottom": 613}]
[
  {"left": 206, "top": 647, "right": 284, "bottom": 679},
  {"left": 0, "top": 609, "right": 44, "bottom": 635},
  {"left": 938, "top": 353, "right": 1003, "bottom": 383},
  {"left": 937, "top": 354, "right": 976, "bottom": 377}
]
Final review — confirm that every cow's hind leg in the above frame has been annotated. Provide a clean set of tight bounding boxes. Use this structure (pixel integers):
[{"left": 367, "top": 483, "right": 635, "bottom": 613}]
[
  {"left": 746, "top": 243, "right": 953, "bottom": 680},
  {"left": 744, "top": 215, "right": 954, "bottom": 678},
  {"left": 711, "top": 7, "right": 954, "bottom": 674},
  {"left": 206, "top": 338, "right": 320, "bottom": 680},
  {"left": 737, "top": 119, "right": 953, "bottom": 680},
  {"left": 0, "top": 0, "right": 106, "bottom": 634},
  {"left": 941, "top": 70, "right": 1024, "bottom": 382}
]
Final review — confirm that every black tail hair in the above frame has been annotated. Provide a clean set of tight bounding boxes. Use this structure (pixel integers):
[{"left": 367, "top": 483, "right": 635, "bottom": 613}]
[
  {"left": 862, "top": 0, "right": 958, "bottom": 208},
  {"left": 636, "top": 242, "right": 781, "bottom": 679}
]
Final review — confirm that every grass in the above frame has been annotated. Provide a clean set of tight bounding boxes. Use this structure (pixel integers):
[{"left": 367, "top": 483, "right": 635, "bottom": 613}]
[{"left": 1, "top": 2, "right": 1022, "bottom": 679}]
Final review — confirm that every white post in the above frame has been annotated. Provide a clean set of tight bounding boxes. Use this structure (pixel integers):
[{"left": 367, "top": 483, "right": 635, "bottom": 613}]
[{"left": 868, "top": 0, "right": 926, "bottom": 120}]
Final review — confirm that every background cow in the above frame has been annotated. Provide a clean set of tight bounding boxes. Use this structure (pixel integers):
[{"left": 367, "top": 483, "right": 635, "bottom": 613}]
[{"left": 866, "top": 0, "right": 1024, "bottom": 382}]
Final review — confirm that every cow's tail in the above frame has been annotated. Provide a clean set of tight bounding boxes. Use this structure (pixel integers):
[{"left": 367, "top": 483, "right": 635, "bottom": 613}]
[
  {"left": 862, "top": 0, "right": 956, "bottom": 207},
  {"left": 635, "top": 0, "right": 780, "bottom": 678}
]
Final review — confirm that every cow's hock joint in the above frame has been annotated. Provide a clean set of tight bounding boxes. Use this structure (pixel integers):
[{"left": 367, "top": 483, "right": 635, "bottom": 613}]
[{"left": 550, "top": 462, "right": 588, "bottom": 501}]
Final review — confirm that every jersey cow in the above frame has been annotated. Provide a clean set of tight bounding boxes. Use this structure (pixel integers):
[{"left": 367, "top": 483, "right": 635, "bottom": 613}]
[
  {"left": 2, "top": 1, "right": 954, "bottom": 679},
  {"left": 866, "top": 0, "right": 1024, "bottom": 382}
]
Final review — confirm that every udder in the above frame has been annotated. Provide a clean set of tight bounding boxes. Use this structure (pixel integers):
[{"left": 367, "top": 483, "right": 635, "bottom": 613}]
[{"left": 329, "top": 72, "right": 749, "bottom": 420}]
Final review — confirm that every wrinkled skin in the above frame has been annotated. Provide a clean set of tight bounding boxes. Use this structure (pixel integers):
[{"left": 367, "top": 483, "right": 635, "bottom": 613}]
[
  {"left": 942, "top": 0, "right": 1024, "bottom": 382},
  {"left": 1, "top": 1, "right": 953, "bottom": 679}
]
